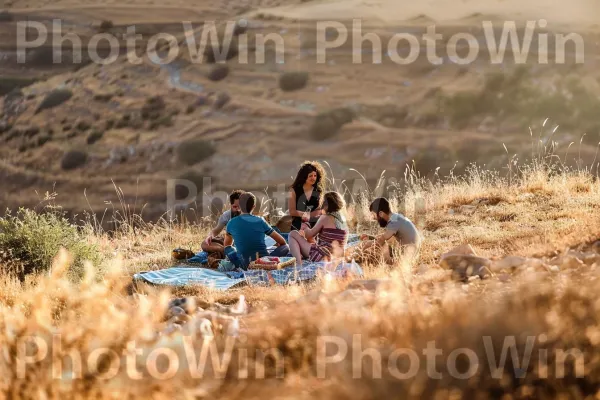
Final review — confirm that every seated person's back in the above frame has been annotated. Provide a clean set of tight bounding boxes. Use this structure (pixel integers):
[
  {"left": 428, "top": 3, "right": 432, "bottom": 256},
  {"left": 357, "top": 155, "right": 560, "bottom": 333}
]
[{"left": 226, "top": 213, "right": 274, "bottom": 264}]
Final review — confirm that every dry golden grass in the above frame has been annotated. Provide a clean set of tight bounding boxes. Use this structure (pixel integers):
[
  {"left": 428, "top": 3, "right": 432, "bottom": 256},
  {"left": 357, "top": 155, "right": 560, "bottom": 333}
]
[
  {"left": 2, "top": 0, "right": 600, "bottom": 395},
  {"left": 0, "top": 160, "right": 599, "bottom": 398}
]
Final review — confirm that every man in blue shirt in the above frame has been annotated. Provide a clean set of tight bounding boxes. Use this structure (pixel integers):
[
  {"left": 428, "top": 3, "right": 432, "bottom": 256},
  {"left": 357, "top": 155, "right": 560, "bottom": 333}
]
[{"left": 224, "top": 192, "right": 289, "bottom": 269}]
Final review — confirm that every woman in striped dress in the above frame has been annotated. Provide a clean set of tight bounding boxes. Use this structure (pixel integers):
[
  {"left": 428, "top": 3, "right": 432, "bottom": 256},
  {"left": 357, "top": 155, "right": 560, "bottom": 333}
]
[{"left": 288, "top": 191, "right": 349, "bottom": 266}]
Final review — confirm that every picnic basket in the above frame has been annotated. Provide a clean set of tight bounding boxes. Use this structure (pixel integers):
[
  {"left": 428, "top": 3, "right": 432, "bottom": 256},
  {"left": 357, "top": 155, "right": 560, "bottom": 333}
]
[{"left": 248, "top": 256, "right": 296, "bottom": 270}]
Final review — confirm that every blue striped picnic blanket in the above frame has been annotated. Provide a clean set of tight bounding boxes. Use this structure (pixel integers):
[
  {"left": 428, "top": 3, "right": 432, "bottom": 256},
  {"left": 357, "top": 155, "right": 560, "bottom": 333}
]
[
  {"left": 133, "top": 233, "right": 364, "bottom": 290},
  {"left": 241, "top": 259, "right": 363, "bottom": 286},
  {"left": 133, "top": 267, "right": 247, "bottom": 290},
  {"left": 133, "top": 259, "right": 363, "bottom": 290}
]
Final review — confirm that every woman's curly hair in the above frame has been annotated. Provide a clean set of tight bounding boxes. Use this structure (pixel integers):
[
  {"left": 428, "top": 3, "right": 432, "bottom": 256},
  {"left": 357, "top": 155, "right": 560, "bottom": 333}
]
[{"left": 289, "top": 160, "right": 327, "bottom": 205}]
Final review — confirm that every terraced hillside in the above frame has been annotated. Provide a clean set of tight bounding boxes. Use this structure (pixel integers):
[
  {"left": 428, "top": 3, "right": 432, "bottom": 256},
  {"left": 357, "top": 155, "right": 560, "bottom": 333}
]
[{"left": 0, "top": 0, "right": 599, "bottom": 224}]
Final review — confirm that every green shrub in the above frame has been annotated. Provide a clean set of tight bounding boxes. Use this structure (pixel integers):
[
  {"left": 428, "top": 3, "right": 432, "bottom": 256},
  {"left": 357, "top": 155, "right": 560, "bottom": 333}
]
[
  {"left": 76, "top": 120, "right": 91, "bottom": 131},
  {"left": 309, "top": 107, "right": 355, "bottom": 140},
  {"left": 35, "top": 89, "right": 73, "bottom": 114},
  {"left": 98, "top": 20, "right": 114, "bottom": 32},
  {"left": 203, "top": 37, "right": 239, "bottom": 63},
  {"left": 0, "top": 77, "right": 37, "bottom": 96},
  {"left": 105, "top": 118, "right": 115, "bottom": 130},
  {"left": 116, "top": 113, "right": 131, "bottom": 128},
  {"left": 61, "top": 150, "right": 88, "bottom": 170},
  {"left": 0, "top": 121, "right": 12, "bottom": 134},
  {"left": 177, "top": 139, "right": 216, "bottom": 165},
  {"left": 279, "top": 71, "right": 309, "bottom": 92},
  {"left": 175, "top": 169, "right": 205, "bottom": 199},
  {"left": 24, "top": 126, "right": 40, "bottom": 137},
  {"left": 142, "top": 96, "right": 166, "bottom": 114},
  {"left": 93, "top": 93, "right": 114, "bottom": 102},
  {"left": 213, "top": 92, "right": 230, "bottom": 109},
  {"left": 207, "top": 64, "right": 229, "bottom": 81},
  {"left": 412, "top": 147, "right": 454, "bottom": 177},
  {"left": 0, "top": 10, "right": 14, "bottom": 22},
  {"left": 232, "top": 20, "right": 248, "bottom": 36},
  {"left": 27, "top": 47, "right": 56, "bottom": 66},
  {"left": 0, "top": 208, "right": 102, "bottom": 281},
  {"left": 5, "top": 128, "right": 21, "bottom": 141},
  {"left": 440, "top": 66, "right": 600, "bottom": 131},
  {"left": 328, "top": 107, "right": 355, "bottom": 125},
  {"left": 36, "top": 135, "right": 51, "bottom": 146},
  {"left": 86, "top": 129, "right": 104, "bottom": 145}
]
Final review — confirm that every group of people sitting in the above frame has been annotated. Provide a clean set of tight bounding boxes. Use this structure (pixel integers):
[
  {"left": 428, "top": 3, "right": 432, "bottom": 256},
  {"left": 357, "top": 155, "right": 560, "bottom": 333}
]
[{"left": 200, "top": 161, "right": 422, "bottom": 270}]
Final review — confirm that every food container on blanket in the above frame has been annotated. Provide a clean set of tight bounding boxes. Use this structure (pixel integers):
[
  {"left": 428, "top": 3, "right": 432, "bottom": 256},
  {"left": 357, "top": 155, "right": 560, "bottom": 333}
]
[{"left": 248, "top": 256, "right": 296, "bottom": 271}]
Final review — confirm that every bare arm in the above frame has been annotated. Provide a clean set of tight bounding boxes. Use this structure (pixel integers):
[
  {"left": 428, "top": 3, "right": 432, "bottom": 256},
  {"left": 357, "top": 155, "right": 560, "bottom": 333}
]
[
  {"left": 288, "top": 190, "right": 304, "bottom": 218},
  {"left": 224, "top": 232, "right": 233, "bottom": 247},
  {"left": 208, "top": 213, "right": 228, "bottom": 239},
  {"left": 303, "top": 215, "right": 327, "bottom": 240},
  {"left": 288, "top": 190, "right": 310, "bottom": 220},
  {"left": 376, "top": 230, "right": 395, "bottom": 246},
  {"left": 309, "top": 208, "right": 323, "bottom": 219},
  {"left": 211, "top": 225, "right": 224, "bottom": 237},
  {"left": 269, "top": 230, "right": 287, "bottom": 247}
]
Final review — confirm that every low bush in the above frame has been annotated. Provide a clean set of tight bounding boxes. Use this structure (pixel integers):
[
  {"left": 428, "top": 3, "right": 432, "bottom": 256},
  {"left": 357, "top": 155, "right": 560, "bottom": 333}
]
[
  {"left": 176, "top": 139, "right": 216, "bottom": 165},
  {"left": 0, "top": 10, "right": 14, "bottom": 22},
  {"left": 105, "top": 118, "right": 115, "bottom": 130},
  {"left": 0, "top": 77, "right": 37, "bottom": 96},
  {"left": 115, "top": 114, "right": 131, "bottom": 129},
  {"left": 0, "top": 208, "right": 102, "bottom": 281},
  {"left": 279, "top": 71, "right": 309, "bottom": 92},
  {"left": 0, "top": 121, "right": 12, "bottom": 134},
  {"left": 142, "top": 96, "right": 166, "bottom": 114},
  {"left": 35, "top": 89, "right": 73, "bottom": 114},
  {"left": 86, "top": 129, "right": 104, "bottom": 145},
  {"left": 75, "top": 120, "right": 91, "bottom": 131},
  {"left": 24, "top": 126, "right": 40, "bottom": 137},
  {"left": 202, "top": 37, "right": 239, "bottom": 63},
  {"left": 213, "top": 92, "right": 230, "bottom": 109},
  {"left": 207, "top": 65, "right": 229, "bottom": 81},
  {"left": 36, "top": 135, "right": 51, "bottom": 146},
  {"left": 98, "top": 20, "right": 114, "bottom": 32},
  {"left": 93, "top": 93, "right": 114, "bottom": 102},
  {"left": 232, "top": 20, "right": 248, "bottom": 36},
  {"left": 158, "top": 115, "right": 174, "bottom": 127},
  {"left": 437, "top": 66, "right": 600, "bottom": 131},
  {"left": 5, "top": 128, "right": 20, "bottom": 141},
  {"left": 175, "top": 169, "right": 206, "bottom": 199},
  {"left": 61, "top": 150, "right": 88, "bottom": 170},
  {"left": 309, "top": 107, "right": 355, "bottom": 140},
  {"left": 27, "top": 47, "right": 56, "bottom": 66}
]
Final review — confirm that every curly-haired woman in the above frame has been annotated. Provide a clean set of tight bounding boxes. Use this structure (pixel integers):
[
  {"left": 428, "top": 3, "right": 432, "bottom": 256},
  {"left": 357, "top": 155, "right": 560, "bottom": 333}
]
[{"left": 288, "top": 161, "right": 327, "bottom": 231}]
